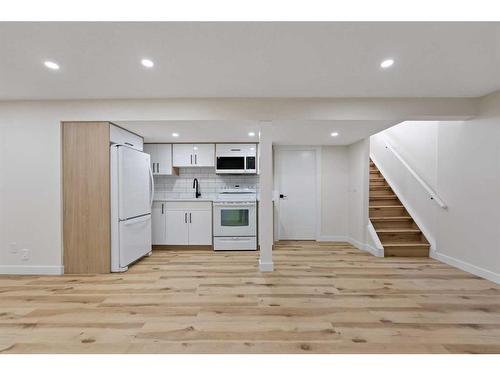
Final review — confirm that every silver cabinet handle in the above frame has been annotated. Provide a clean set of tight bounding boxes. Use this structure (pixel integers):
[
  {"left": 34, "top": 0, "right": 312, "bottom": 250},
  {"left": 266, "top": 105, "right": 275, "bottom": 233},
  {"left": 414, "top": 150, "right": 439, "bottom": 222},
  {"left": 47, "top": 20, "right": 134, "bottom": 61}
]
[
  {"left": 194, "top": 154, "right": 197, "bottom": 165},
  {"left": 189, "top": 212, "right": 192, "bottom": 223},
  {"left": 185, "top": 212, "right": 187, "bottom": 223},
  {"left": 161, "top": 203, "right": 164, "bottom": 214},
  {"left": 190, "top": 154, "right": 193, "bottom": 165},
  {"left": 157, "top": 162, "right": 160, "bottom": 173}
]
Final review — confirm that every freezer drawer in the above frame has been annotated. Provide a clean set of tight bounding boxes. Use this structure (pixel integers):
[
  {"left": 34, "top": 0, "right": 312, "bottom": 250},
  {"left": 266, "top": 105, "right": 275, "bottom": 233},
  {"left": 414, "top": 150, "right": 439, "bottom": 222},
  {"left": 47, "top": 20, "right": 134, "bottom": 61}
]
[
  {"left": 118, "top": 214, "right": 152, "bottom": 268},
  {"left": 213, "top": 236, "right": 257, "bottom": 251}
]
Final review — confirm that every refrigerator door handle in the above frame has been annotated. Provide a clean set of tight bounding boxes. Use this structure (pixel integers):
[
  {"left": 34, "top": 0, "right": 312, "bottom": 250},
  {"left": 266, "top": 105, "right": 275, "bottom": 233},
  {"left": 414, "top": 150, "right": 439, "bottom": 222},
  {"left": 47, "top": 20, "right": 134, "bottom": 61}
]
[{"left": 149, "top": 164, "right": 154, "bottom": 208}]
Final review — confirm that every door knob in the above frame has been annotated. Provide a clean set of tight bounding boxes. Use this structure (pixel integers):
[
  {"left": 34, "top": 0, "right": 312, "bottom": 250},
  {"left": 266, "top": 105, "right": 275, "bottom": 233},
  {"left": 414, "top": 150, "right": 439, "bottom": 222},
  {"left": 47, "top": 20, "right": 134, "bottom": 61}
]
[{"left": 279, "top": 194, "right": 287, "bottom": 199}]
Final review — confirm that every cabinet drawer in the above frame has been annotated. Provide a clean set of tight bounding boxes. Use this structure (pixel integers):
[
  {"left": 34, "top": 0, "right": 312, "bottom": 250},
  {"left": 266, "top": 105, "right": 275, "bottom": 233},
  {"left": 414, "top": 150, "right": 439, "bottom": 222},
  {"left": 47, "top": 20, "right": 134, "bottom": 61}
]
[{"left": 165, "top": 201, "right": 212, "bottom": 211}]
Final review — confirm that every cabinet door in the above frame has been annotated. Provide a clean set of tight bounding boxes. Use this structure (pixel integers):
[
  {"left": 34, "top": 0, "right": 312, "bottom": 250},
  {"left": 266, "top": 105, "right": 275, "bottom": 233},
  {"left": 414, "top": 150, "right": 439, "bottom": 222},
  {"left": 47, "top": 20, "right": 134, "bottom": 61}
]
[
  {"left": 143, "top": 144, "right": 157, "bottom": 174},
  {"left": 156, "top": 144, "right": 173, "bottom": 175},
  {"left": 193, "top": 144, "right": 215, "bottom": 167},
  {"left": 172, "top": 144, "right": 194, "bottom": 167},
  {"left": 151, "top": 201, "right": 166, "bottom": 245},
  {"left": 165, "top": 210, "right": 189, "bottom": 245},
  {"left": 188, "top": 210, "right": 212, "bottom": 245}
]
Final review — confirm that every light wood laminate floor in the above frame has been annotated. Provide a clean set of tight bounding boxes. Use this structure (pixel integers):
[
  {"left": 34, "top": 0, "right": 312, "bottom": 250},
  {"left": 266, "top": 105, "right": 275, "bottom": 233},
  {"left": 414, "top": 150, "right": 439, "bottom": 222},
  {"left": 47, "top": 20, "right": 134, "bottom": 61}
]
[{"left": 1, "top": 241, "right": 500, "bottom": 353}]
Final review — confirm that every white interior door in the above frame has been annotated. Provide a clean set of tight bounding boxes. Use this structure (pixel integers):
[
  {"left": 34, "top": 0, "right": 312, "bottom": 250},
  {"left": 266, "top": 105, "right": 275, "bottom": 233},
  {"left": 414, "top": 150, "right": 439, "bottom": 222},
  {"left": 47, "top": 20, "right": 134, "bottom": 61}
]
[{"left": 276, "top": 149, "right": 317, "bottom": 240}]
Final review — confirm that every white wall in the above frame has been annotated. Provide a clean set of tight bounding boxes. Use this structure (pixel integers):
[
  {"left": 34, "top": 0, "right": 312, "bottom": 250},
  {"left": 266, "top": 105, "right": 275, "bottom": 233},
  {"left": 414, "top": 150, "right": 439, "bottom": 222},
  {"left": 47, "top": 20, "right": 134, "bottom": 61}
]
[
  {"left": 347, "top": 139, "right": 370, "bottom": 249},
  {"left": 371, "top": 90, "right": 500, "bottom": 283},
  {"left": 379, "top": 121, "right": 439, "bottom": 187}
]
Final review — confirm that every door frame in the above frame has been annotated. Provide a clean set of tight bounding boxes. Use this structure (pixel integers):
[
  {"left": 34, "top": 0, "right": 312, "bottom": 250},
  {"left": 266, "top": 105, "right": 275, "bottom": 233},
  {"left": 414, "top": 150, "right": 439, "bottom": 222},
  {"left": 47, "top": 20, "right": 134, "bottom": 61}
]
[{"left": 273, "top": 146, "right": 322, "bottom": 241}]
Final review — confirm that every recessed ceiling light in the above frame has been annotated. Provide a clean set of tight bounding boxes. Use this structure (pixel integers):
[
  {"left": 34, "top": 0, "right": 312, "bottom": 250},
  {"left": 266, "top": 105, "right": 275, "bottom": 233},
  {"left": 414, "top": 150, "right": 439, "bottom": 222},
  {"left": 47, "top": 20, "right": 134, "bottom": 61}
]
[
  {"left": 380, "top": 59, "right": 394, "bottom": 69},
  {"left": 141, "top": 59, "right": 154, "bottom": 68},
  {"left": 331, "top": 132, "right": 339, "bottom": 137},
  {"left": 172, "top": 132, "right": 179, "bottom": 137},
  {"left": 248, "top": 132, "right": 256, "bottom": 137},
  {"left": 44, "top": 61, "right": 60, "bottom": 70}
]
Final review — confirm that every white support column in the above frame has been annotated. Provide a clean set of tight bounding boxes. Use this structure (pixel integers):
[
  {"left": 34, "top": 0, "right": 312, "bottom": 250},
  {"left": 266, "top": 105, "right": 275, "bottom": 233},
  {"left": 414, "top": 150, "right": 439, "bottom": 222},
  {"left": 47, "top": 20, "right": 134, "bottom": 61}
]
[{"left": 258, "top": 124, "right": 274, "bottom": 272}]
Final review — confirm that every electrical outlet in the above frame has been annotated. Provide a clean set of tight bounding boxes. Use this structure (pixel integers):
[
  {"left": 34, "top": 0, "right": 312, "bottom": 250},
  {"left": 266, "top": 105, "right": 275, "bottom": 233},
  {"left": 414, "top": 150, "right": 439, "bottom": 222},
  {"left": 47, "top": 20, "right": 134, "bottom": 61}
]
[
  {"left": 21, "top": 249, "right": 30, "bottom": 261},
  {"left": 9, "top": 243, "right": 18, "bottom": 254}
]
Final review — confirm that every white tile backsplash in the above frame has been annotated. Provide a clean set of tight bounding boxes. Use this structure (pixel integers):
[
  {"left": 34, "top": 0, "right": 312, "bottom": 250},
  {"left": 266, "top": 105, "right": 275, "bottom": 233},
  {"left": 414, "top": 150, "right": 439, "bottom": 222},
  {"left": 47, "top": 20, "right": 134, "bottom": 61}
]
[{"left": 154, "top": 167, "right": 259, "bottom": 200}]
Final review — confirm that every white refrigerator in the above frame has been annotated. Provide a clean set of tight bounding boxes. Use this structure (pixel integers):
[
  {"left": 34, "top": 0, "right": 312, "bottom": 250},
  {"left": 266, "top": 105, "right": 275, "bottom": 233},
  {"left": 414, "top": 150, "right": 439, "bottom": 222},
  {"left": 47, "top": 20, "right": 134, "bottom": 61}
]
[{"left": 110, "top": 144, "right": 154, "bottom": 272}]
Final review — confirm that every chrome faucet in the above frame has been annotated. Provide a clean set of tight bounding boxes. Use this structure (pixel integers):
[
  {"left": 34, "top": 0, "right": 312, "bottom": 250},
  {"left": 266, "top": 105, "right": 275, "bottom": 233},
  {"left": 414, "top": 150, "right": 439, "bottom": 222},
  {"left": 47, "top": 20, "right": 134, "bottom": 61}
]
[{"left": 193, "top": 178, "right": 201, "bottom": 199}]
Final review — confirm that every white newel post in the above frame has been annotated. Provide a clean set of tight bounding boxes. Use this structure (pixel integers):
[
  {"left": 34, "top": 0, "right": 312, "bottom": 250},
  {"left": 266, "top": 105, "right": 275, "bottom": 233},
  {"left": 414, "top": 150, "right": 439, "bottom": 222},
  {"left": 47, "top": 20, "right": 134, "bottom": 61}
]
[{"left": 258, "top": 124, "right": 274, "bottom": 272}]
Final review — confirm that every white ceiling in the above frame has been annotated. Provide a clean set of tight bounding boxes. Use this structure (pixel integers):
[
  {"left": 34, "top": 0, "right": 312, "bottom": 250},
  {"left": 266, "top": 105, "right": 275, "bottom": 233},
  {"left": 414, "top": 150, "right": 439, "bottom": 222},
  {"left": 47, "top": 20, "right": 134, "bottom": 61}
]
[
  {"left": 0, "top": 22, "right": 499, "bottom": 100},
  {"left": 116, "top": 120, "right": 398, "bottom": 145}
]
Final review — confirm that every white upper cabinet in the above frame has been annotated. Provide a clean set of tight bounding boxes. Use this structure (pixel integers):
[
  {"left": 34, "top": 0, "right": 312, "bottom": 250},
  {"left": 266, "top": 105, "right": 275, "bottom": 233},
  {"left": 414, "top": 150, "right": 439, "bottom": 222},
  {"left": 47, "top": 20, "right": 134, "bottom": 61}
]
[
  {"left": 173, "top": 144, "right": 215, "bottom": 167},
  {"left": 109, "top": 124, "right": 143, "bottom": 151},
  {"left": 172, "top": 144, "right": 195, "bottom": 167},
  {"left": 193, "top": 144, "right": 215, "bottom": 167},
  {"left": 144, "top": 144, "right": 177, "bottom": 175}
]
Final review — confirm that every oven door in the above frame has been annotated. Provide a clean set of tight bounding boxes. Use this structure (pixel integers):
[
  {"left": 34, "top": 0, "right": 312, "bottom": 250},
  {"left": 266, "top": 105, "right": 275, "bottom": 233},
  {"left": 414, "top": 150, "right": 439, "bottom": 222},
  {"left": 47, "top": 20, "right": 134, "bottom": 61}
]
[
  {"left": 216, "top": 156, "right": 245, "bottom": 174},
  {"left": 213, "top": 202, "right": 256, "bottom": 237}
]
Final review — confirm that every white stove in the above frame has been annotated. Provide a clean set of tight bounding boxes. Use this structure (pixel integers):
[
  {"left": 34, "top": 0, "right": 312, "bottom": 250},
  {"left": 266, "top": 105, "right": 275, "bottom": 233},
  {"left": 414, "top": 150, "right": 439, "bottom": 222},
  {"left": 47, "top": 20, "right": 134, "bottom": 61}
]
[{"left": 213, "top": 188, "right": 257, "bottom": 251}]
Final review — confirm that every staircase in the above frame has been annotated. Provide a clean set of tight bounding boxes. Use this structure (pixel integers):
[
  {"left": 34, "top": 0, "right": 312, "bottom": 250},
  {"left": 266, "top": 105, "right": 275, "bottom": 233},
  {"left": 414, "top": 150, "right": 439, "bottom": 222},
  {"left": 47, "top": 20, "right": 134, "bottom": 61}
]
[{"left": 369, "top": 159, "right": 430, "bottom": 257}]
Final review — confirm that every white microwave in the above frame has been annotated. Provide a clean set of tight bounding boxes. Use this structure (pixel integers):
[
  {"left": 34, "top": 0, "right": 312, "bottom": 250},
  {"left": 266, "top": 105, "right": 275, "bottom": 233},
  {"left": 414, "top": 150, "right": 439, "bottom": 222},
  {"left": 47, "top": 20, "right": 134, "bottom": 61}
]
[{"left": 215, "top": 144, "right": 257, "bottom": 174}]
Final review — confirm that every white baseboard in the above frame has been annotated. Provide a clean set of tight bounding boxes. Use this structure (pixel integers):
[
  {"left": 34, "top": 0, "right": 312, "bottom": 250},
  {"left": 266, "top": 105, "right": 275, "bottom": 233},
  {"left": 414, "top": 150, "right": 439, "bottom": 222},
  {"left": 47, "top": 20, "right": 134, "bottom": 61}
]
[
  {"left": 363, "top": 243, "right": 384, "bottom": 257},
  {"left": 431, "top": 251, "right": 500, "bottom": 285},
  {"left": 259, "top": 260, "right": 274, "bottom": 272},
  {"left": 0, "top": 265, "right": 64, "bottom": 275},
  {"left": 317, "top": 235, "right": 349, "bottom": 242},
  {"left": 317, "top": 236, "right": 383, "bottom": 257}
]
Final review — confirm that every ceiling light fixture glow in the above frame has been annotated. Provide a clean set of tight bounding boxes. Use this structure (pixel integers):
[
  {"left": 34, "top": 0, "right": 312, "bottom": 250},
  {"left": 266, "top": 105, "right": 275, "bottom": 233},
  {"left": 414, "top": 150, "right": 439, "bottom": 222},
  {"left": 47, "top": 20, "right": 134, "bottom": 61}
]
[
  {"left": 330, "top": 132, "right": 339, "bottom": 137},
  {"left": 380, "top": 59, "right": 394, "bottom": 69},
  {"left": 172, "top": 132, "right": 179, "bottom": 137},
  {"left": 44, "top": 61, "right": 60, "bottom": 70},
  {"left": 248, "top": 132, "right": 256, "bottom": 137},
  {"left": 141, "top": 59, "right": 154, "bottom": 68}
]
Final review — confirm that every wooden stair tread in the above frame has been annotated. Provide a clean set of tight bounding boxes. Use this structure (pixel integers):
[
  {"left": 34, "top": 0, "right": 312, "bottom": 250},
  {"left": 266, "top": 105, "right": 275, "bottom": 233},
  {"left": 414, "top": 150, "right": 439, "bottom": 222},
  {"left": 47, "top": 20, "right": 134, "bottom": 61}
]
[
  {"left": 370, "top": 195, "right": 397, "bottom": 199},
  {"left": 383, "top": 243, "right": 430, "bottom": 247},
  {"left": 376, "top": 229, "right": 421, "bottom": 233},
  {"left": 370, "top": 216, "right": 412, "bottom": 221},
  {"left": 369, "top": 205, "right": 404, "bottom": 208}
]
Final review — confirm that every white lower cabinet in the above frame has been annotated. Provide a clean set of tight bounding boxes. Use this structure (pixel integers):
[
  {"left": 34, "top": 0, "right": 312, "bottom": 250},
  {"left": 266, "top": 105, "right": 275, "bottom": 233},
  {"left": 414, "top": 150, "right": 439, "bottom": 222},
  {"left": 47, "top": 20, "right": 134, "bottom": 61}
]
[
  {"left": 187, "top": 210, "right": 212, "bottom": 245},
  {"left": 152, "top": 201, "right": 212, "bottom": 246},
  {"left": 152, "top": 201, "right": 167, "bottom": 245},
  {"left": 165, "top": 210, "right": 190, "bottom": 245}
]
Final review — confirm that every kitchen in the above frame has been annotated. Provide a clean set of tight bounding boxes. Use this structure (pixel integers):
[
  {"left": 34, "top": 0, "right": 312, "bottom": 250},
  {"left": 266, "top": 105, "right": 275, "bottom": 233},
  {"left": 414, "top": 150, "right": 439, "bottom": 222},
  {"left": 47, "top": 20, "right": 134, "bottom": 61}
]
[{"left": 63, "top": 121, "right": 261, "bottom": 274}]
